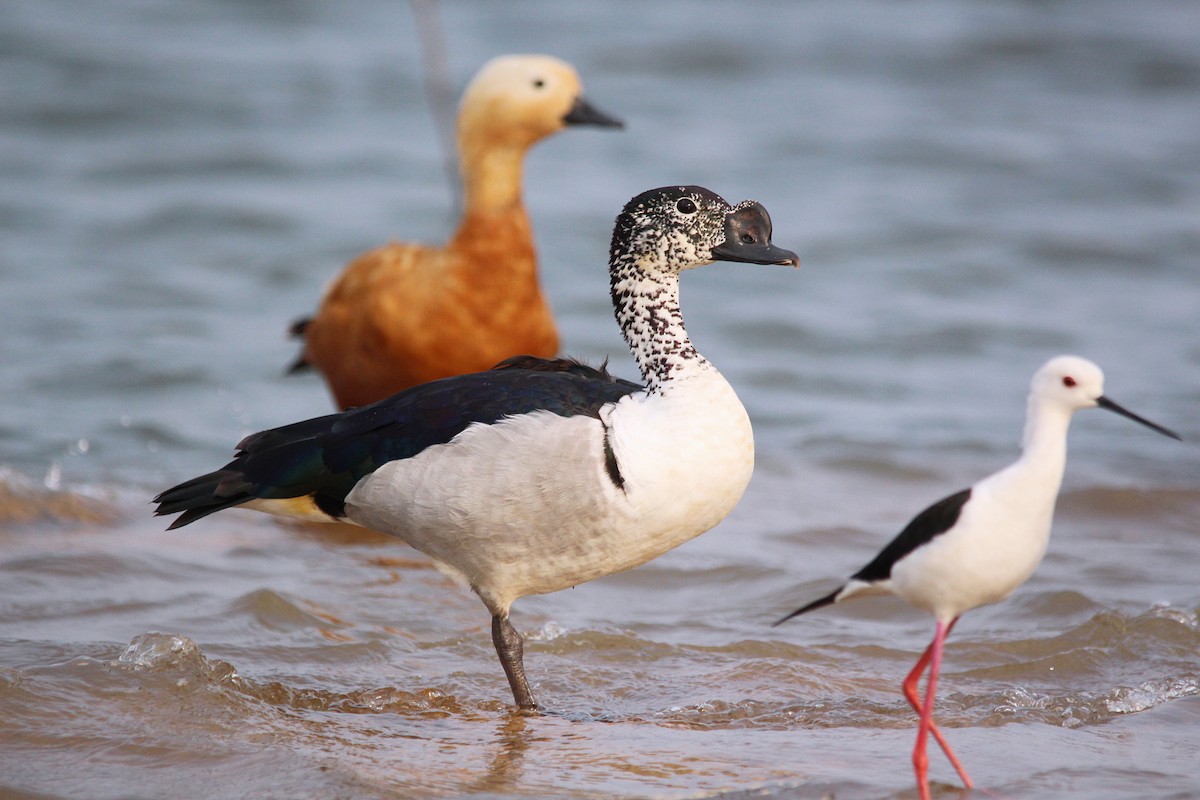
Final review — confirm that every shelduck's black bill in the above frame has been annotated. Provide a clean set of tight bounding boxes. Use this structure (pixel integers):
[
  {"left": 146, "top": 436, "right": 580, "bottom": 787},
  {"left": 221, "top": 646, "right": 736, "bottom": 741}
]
[
  {"left": 1097, "top": 395, "right": 1182, "bottom": 441},
  {"left": 711, "top": 202, "right": 800, "bottom": 267},
  {"left": 563, "top": 96, "right": 624, "bottom": 128}
]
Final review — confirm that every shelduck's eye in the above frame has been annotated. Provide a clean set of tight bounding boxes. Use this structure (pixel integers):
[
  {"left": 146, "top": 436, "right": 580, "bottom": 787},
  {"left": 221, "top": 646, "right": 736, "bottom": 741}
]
[
  {"left": 532, "top": 78, "right": 546, "bottom": 90},
  {"left": 1062, "top": 376, "right": 1077, "bottom": 388},
  {"left": 676, "top": 198, "right": 697, "bottom": 215}
]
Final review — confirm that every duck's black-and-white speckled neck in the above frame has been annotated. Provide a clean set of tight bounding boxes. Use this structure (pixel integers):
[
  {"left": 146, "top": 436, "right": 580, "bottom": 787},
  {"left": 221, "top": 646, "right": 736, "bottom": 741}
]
[
  {"left": 610, "top": 265, "right": 707, "bottom": 392},
  {"left": 608, "top": 187, "right": 732, "bottom": 392}
]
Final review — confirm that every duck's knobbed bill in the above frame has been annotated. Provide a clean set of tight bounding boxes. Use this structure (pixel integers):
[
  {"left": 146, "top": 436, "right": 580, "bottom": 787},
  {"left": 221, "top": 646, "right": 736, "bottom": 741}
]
[{"left": 711, "top": 202, "right": 800, "bottom": 267}]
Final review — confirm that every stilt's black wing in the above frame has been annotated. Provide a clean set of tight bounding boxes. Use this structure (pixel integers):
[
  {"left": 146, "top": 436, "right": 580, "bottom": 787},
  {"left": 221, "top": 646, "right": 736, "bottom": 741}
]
[{"left": 851, "top": 488, "right": 973, "bottom": 583}]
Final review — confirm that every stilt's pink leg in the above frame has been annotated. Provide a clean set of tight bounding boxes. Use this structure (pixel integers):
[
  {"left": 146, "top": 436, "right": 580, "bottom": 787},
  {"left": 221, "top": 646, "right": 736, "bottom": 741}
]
[
  {"left": 901, "top": 618, "right": 972, "bottom": 789},
  {"left": 908, "top": 618, "right": 972, "bottom": 800}
]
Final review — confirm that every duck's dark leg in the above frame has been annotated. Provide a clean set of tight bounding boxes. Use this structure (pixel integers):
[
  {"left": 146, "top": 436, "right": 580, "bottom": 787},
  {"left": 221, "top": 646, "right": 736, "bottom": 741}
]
[{"left": 492, "top": 614, "right": 537, "bottom": 711}]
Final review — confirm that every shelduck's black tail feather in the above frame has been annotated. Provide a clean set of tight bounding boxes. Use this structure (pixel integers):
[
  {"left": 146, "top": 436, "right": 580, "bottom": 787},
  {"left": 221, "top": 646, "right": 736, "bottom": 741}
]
[
  {"left": 286, "top": 354, "right": 312, "bottom": 374},
  {"left": 772, "top": 587, "right": 842, "bottom": 627},
  {"left": 285, "top": 315, "right": 313, "bottom": 374}
]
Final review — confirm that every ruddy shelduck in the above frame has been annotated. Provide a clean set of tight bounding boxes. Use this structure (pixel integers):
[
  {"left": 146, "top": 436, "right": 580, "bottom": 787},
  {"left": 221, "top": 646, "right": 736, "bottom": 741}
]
[{"left": 291, "top": 54, "right": 622, "bottom": 409}]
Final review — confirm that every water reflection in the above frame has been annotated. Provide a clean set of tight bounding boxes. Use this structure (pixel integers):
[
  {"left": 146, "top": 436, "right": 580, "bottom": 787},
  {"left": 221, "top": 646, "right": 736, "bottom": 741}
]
[{"left": 467, "top": 712, "right": 535, "bottom": 795}]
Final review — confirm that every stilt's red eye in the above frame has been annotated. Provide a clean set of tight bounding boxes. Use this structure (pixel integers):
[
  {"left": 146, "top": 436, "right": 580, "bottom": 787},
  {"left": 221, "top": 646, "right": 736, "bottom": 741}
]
[{"left": 1062, "top": 376, "right": 1076, "bottom": 387}]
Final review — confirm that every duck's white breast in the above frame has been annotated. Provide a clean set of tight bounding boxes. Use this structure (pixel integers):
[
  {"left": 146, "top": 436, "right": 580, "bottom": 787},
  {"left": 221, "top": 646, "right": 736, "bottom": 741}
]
[
  {"left": 344, "top": 371, "right": 753, "bottom": 612},
  {"left": 603, "top": 370, "right": 754, "bottom": 550}
]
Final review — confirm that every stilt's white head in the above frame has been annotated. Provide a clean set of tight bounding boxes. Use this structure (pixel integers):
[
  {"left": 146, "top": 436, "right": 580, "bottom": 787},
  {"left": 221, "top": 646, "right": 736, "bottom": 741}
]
[
  {"left": 1031, "top": 355, "right": 1106, "bottom": 412},
  {"left": 1030, "top": 355, "right": 1180, "bottom": 440}
]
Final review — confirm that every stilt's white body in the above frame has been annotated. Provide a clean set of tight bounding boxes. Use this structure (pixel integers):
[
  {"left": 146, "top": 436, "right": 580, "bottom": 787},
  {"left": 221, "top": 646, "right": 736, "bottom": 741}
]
[
  {"left": 778, "top": 354, "right": 1180, "bottom": 800},
  {"left": 838, "top": 360, "right": 1102, "bottom": 621},
  {"left": 347, "top": 366, "right": 753, "bottom": 614},
  {"left": 889, "top": 470, "right": 1056, "bottom": 621},
  {"left": 890, "top": 401, "right": 1069, "bottom": 621}
]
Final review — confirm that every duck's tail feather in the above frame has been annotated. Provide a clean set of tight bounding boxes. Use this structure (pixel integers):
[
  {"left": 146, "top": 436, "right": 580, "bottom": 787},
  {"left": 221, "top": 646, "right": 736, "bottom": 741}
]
[{"left": 153, "top": 469, "right": 257, "bottom": 530}]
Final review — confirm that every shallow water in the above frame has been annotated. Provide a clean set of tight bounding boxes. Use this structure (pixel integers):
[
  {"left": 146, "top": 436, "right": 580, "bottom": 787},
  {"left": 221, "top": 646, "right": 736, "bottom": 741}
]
[{"left": 1, "top": 1, "right": 1199, "bottom": 798}]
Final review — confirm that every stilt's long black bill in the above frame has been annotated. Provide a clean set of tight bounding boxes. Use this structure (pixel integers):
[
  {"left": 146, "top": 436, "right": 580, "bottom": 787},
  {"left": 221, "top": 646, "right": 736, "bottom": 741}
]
[{"left": 1097, "top": 396, "right": 1182, "bottom": 441}]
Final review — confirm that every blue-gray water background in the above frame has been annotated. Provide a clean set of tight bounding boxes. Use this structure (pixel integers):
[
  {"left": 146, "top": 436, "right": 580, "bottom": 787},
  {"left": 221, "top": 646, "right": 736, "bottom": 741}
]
[{"left": 1, "top": 1, "right": 1198, "bottom": 798}]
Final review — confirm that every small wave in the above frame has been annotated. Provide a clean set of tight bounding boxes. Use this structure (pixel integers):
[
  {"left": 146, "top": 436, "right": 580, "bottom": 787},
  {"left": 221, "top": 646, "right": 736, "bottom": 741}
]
[
  {"left": 651, "top": 696, "right": 910, "bottom": 731},
  {"left": 0, "top": 467, "right": 120, "bottom": 526},
  {"left": 114, "top": 632, "right": 472, "bottom": 718},
  {"left": 950, "top": 605, "right": 1200, "bottom": 728},
  {"left": 229, "top": 588, "right": 354, "bottom": 634},
  {"left": 118, "top": 631, "right": 209, "bottom": 670},
  {"left": 624, "top": 604, "right": 1200, "bottom": 735},
  {"left": 991, "top": 674, "right": 1200, "bottom": 728}
]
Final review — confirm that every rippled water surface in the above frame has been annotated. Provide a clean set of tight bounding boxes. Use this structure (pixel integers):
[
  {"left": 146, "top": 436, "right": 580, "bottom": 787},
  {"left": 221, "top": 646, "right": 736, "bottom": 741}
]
[{"left": 2, "top": 1, "right": 1199, "bottom": 798}]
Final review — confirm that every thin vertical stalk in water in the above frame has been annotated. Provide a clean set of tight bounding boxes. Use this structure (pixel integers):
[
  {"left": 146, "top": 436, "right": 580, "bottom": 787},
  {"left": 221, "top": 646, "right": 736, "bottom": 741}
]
[{"left": 410, "top": 0, "right": 460, "bottom": 214}]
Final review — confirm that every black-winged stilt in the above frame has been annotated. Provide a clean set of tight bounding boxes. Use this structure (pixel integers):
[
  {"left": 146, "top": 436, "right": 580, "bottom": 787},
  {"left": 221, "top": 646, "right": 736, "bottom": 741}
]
[
  {"left": 776, "top": 355, "right": 1180, "bottom": 799},
  {"left": 156, "top": 185, "right": 799, "bottom": 711}
]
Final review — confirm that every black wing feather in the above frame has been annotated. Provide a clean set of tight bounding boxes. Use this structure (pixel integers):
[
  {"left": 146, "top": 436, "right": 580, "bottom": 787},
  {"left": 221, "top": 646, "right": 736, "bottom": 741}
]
[
  {"left": 773, "top": 586, "right": 840, "bottom": 626},
  {"left": 155, "top": 359, "right": 644, "bottom": 528},
  {"left": 774, "top": 487, "right": 973, "bottom": 626},
  {"left": 851, "top": 487, "right": 973, "bottom": 583}
]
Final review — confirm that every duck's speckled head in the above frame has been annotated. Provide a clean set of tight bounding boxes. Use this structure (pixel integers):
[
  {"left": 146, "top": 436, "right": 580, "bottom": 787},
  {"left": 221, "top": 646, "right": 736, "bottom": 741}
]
[
  {"left": 610, "top": 185, "right": 798, "bottom": 276},
  {"left": 608, "top": 186, "right": 799, "bottom": 388}
]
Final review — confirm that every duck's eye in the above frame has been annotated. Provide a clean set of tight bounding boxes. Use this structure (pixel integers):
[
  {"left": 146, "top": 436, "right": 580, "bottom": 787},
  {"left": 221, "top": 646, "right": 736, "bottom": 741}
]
[
  {"left": 532, "top": 78, "right": 546, "bottom": 90},
  {"left": 1062, "top": 376, "right": 1077, "bottom": 388},
  {"left": 676, "top": 198, "right": 697, "bottom": 215}
]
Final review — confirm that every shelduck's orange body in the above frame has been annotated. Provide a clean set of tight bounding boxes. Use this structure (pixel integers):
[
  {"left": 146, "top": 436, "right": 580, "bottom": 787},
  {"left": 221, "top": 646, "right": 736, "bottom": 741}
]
[{"left": 292, "top": 55, "right": 622, "bottom": 410}]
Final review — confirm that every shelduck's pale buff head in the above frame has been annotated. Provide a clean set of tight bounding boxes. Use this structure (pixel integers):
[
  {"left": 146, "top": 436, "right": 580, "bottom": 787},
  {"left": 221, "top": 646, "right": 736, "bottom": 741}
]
[
  {"left": 1030, "top": 355, "right": 1180, "bottom": 439},
  {"left": 457, "top": 54, "right": 622, "bottom": 151}
]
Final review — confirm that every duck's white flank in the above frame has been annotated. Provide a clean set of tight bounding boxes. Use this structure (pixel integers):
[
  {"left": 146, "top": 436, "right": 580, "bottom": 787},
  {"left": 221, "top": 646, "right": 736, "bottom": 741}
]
[{"left": 347, "top": 370, "right": 752, "bottom": 614}]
